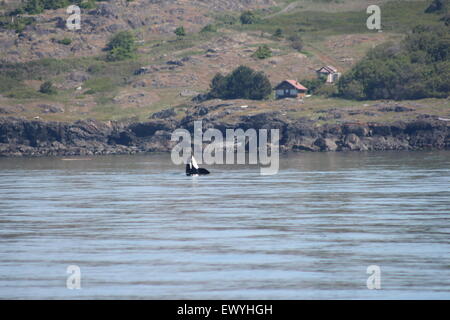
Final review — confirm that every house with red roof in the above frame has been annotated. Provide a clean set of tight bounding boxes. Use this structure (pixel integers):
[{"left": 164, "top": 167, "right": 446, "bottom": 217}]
[{"left": 274, "top": 80, "right": 308, "bottom": 99}]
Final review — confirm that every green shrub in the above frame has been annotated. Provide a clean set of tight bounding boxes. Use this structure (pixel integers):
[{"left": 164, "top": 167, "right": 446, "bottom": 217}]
[
  {"left": 39, "top": 81, "right": 57, "bottom": 94},
  {"left": 0, "top": 16, "right": 34, "bottom": 33},
  {"left": 87, "top": 64, "right": 104, "bottom": 74},
  {"left": 252, "top": 45, "right": 272, "bottom": 59},
  {"left": 107, "top": 46, "right": 134, "bottom": 62},
  {"left": 339, "top": 80, "right": 365, "bottom": 100},
  {"left": 11, "top": 0, "right": 95, "bottom": 16},
  {"left": 300, "top": 77, "right": 326, "bottom": 95},
  {"left": 425, "top": 0, "right": 448, "bottom": 13},
  {"left": 58, "top": 38, "right": 72, "bottom": 45},
  {"left": 174, "top": 26, "right": 186, "bottom": 37},
  {"left": 79, "top": 0, "right": 96, "bottom": 9},
  {"left": 43, "top": 0, "right": 70, "bottom": 10},
  {"left": 106, "top": 31, "right": 137, "bottom": 61},
  {"left": 315, "top": 84, "right": 338, "bottom": 97},
  {"left": 20, "top": 0, "right": 71, "bottom": 14},
  {"left": 9, "top": 7, "right": 26, "bottom": 16},
  {"left": 209, "top": 65, "right": 272, "bottom": 100},
  {"left": 273, "top": 28, "right": 283, "bottom": 38},
  {"left": 23, "top": 0, "right": 44, "bottom": 14},
  {"left": 240, "top": 11, "right": 257, "bottom": 25},
  {"left": 289, "top": 35, "right": 304, "bottom": 52}
]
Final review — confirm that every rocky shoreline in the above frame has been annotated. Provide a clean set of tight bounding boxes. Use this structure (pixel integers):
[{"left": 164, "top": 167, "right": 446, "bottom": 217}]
[{"left": 1, "top": 106, "right": 449, "bottom": 157}]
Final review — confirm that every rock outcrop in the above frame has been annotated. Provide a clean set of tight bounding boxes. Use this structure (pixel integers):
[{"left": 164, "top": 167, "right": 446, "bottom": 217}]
[{"left": 0, "top": 109, "right": 449, "bottom": 157}]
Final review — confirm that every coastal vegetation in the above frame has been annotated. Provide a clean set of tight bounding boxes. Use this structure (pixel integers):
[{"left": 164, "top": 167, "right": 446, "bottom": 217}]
[
  {"left": 209, "top": 66, "right": 272, "bottom": 100},
  {"left": 338, "top": 24, "right": 450, "bottom": 100}
]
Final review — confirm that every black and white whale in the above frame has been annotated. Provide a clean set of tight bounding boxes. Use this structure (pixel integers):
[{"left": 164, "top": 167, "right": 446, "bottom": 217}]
[{"left": 186, "top": 156, "right": 210, "bottom": 176}]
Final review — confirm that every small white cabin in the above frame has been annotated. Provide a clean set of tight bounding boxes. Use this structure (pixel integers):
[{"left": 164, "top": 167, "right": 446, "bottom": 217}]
[{"left": 316, "top": 66, "right": 341, "bottom": 83}]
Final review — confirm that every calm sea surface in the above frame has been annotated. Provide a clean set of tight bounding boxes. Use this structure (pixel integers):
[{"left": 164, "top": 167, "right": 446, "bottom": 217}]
[{"left": 0, "top": 151, "right": 449, "bottom": 299}]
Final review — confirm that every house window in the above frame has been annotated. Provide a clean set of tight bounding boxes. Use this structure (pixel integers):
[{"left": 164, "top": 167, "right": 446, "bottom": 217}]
[
  {"left": 333, "top": 73, "right": 340, "bottom": 82},
  {"left": 290, "top": 89, "right": 297, "bottom": 95},
  {"left": 276, "top": 90, "right": 284, "bottom": 96}
]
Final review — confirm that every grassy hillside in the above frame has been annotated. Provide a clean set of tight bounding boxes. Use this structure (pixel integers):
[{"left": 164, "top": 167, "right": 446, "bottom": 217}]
[
  {"left": 235, "top": 1, "right": 444, "bottom": 38},
  {"left": 0, "top": 0, "right": 448, "bottom": 122}
]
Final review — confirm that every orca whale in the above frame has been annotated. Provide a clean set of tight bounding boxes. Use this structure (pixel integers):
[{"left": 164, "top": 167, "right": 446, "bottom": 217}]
[{"left": 186, "top": 156, "right": 210, "bottom": 176}]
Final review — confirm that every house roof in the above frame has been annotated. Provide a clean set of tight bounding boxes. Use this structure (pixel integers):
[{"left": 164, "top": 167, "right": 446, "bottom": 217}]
[
  {"left": 317, "top": 65, "right": 338, "bottom": 74},
  {"left": 275, "top": 80, "right": 308, "bottom": 91}
]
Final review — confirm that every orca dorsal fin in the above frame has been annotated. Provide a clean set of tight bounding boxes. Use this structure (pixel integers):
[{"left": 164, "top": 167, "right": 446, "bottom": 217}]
[{"left": 191, "top": 156, "right": 199, "bottom": 169}]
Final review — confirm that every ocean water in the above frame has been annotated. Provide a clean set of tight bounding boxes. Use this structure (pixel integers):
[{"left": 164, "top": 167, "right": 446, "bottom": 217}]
[{"left": 0, "top": 151, "right": 449, "bottom": 299}]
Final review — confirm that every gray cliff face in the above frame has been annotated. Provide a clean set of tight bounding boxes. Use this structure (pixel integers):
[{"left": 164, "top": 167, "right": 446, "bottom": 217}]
[{"left": 0, "top": 112, "right": 449, "bottom": 157}]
